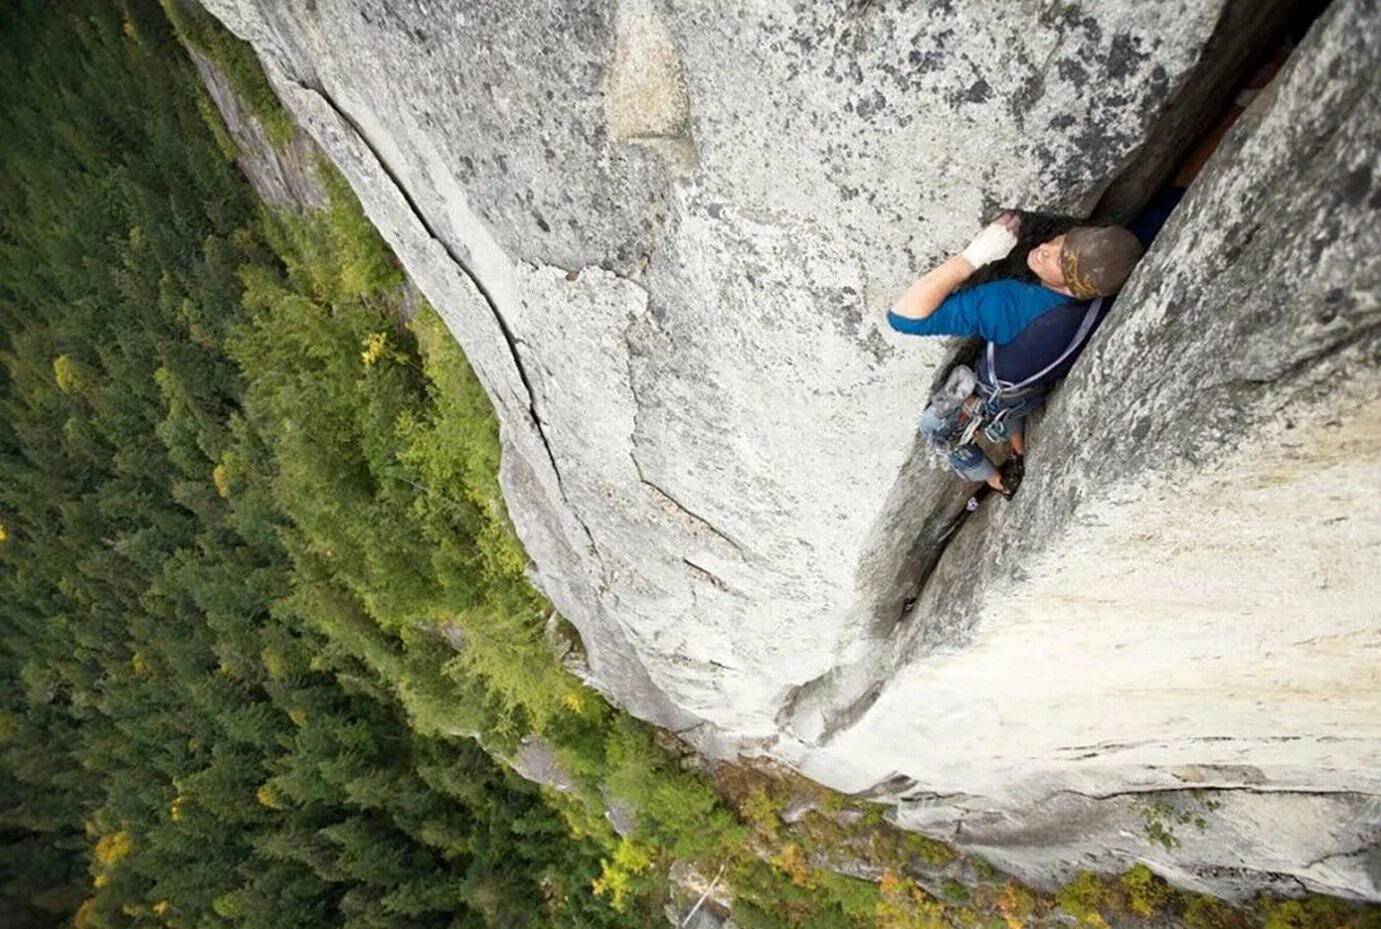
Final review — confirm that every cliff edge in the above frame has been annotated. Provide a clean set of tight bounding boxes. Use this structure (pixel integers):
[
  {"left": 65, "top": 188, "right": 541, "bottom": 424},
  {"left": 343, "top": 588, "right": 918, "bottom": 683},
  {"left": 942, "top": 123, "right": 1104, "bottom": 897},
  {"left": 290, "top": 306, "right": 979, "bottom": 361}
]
[{"left": 199, "top": 0, "right": 1381, "bottom": 899}]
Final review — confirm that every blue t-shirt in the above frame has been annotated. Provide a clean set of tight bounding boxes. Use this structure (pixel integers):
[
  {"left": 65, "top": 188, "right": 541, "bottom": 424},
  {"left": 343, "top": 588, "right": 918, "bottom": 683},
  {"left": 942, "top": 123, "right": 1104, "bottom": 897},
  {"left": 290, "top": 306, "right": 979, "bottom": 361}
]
[
  {"left": 982, "top": 187, "right": 1189, "bottom": 389},
  {"left": 886, "top": 279, "right": 1069, "bottom": 345}
]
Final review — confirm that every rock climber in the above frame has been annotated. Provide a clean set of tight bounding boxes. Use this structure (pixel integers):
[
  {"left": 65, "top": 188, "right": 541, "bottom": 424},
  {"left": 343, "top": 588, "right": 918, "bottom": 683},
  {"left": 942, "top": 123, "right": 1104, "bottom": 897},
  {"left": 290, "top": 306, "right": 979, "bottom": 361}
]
[
  {"left": 885, "top": 39, "right": 1287, "bottom": 502},
  {"left": 886, "top": 215, "right": 1143, "bottom": 498}
]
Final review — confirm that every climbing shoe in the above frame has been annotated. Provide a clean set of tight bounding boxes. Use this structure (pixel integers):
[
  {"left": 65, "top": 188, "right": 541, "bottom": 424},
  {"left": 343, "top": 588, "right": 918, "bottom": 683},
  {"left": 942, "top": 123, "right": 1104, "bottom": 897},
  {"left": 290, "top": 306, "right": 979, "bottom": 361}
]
[{"left": 998, "top": 454, "right": 1025, "bottom": 497}]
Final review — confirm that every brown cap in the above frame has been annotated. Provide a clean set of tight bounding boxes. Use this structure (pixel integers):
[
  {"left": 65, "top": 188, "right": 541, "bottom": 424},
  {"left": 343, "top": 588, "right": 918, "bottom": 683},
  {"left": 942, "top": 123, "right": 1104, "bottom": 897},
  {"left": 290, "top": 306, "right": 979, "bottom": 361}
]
[{"left": 1060, "top": 226, "right": 1144, "bottom": 299}]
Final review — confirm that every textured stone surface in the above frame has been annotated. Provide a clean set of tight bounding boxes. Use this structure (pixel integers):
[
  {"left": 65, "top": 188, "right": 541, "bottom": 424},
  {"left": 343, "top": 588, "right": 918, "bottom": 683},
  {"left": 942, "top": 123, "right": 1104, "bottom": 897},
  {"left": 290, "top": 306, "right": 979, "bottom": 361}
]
[
  {"left": 199, "top": 0, "right": 1381, "bottom": 899},
  {"left": 666, "top": 862, "right": 734, "bottom": 929},
  {"left": 895, "top": 788, "right": 1381, "bottom": 902},
  {"left": 803, "top": 0, "right": 1381, "bottom": 898},
  {"left": 185, "top": 46, "right": 327, "bottom": 210},
  {"left": 509, "top": 735, "right": 577, "bottom": 794}
]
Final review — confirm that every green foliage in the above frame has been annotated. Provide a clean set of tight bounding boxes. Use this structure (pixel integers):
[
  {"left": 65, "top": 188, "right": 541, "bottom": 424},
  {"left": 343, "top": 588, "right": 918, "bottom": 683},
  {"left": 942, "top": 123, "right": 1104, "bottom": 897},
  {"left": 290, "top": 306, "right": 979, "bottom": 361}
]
[
  {"left": 1140, "top": 801, "right": 1182, "bottom": 851},
  {"left": 1052, "top": 865, "right": 1176, "bottom": 927},
  {"left": 1260, "top": 896, "right": 1378, "bottom": 929},
  {"left": 971, "top": 858, "right": 1000, "bottom": 881},
  {"left": 940, "top": 878, "right": 970, "bottom": 904},
  {"left": 400, "top": 307, "right": 527, "bottom": 579},
  {"left": 876, "top": 872, "right": 950, "bottom": 929},
  {"left": 1119, "top": 863, "right": 1173, "bottom": 918},
  {"left": 597, "top": 718, "right": 747, "bottom": 861},
  {"left": 156, "top": 0, "right": 295, "bottom": 146},
  {"left": 905, "top": 832, "right": 960, "bottom": 868},
  {"left": 319, "top": 163, "right": 406, "bottom": 295},
  {"left": 1138, "top": 792, "right": 1221, "bottom": 851},
  {"left": 0, "top": 4, "right": 642, "bottom": 926},
  {"left": 817, "top": 871, "right": 885, "bottom": 920},
  {"left": 992, "top": 881, "right": 1041, "bottom": 929},
  {"left": 732, "top": 858, "right": 876, "bottom": 929},
  {"left": 1185, "top": 894, "right": 1253, "bottom": 929},
  {"left": 741, "top": 786, "right": 785, "bottom": 843},
  {"left": 1057, "top": 871, "right": 1112, "bottom": 928},
  {"left": 232, "top": 192, "right": 582, "bottom": 749},
  {"left": 592, "top": 837, "right": 654, "bottom": 912}
]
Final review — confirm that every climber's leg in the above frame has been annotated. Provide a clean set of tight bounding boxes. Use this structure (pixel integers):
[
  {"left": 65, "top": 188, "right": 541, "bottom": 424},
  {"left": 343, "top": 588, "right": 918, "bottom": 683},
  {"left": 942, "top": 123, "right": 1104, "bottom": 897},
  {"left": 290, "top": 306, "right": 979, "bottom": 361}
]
[
  {"left": 917, "top": 405, "right": 954, "bottom": 449},
  {"left": 982, "top": 392, "right": 1044, "bottom": 495},
  {"left": 947, "top": 443, "right": 998, "bottom": 485}
]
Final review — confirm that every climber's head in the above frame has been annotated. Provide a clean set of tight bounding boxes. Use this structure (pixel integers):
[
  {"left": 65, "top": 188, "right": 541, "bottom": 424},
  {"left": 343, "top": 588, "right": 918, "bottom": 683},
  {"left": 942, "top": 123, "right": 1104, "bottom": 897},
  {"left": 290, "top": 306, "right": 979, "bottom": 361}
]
[{"left": 1029, "top": 225, "right": 1144, "bottom": 299}]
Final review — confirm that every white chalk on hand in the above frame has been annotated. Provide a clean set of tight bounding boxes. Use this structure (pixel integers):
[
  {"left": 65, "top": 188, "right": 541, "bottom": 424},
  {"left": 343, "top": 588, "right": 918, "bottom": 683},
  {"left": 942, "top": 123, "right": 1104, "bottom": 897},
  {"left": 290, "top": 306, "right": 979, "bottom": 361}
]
[{"left": 961, "top": 222, "right": 1019, "bottom": 269}]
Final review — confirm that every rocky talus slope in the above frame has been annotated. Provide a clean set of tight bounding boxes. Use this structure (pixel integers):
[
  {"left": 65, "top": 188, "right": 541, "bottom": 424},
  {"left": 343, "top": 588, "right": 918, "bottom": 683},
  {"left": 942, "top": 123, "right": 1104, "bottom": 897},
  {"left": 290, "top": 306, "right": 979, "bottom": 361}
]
[{"left": 200, "top": 0, "right": 1380, "bottom": 899}]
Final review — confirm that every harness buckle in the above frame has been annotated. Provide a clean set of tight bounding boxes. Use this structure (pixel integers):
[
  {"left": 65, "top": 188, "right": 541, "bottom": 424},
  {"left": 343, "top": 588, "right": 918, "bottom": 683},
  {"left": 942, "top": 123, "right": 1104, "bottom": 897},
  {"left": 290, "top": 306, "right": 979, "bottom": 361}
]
[{"left": 983, "top": 409, "right": 1011, "bottom": 443}]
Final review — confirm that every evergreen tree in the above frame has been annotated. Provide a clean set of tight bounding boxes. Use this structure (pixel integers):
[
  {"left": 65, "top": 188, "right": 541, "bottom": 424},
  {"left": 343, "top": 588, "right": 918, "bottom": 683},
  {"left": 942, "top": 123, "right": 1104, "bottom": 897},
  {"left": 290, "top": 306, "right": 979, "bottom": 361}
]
[{"left": 1, "top": 3, "right": 649, "bottom": 927}]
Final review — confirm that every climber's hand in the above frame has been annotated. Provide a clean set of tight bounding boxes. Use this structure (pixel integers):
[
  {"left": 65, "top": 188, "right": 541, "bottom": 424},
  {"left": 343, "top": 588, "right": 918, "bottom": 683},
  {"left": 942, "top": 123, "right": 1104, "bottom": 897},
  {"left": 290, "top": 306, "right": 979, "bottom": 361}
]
[
  {"left": 961, "top": 211, "right": 1020, "bottom": 269},
  {"left": 887, "top": 211, "right": 1021, "bottom": 323}
]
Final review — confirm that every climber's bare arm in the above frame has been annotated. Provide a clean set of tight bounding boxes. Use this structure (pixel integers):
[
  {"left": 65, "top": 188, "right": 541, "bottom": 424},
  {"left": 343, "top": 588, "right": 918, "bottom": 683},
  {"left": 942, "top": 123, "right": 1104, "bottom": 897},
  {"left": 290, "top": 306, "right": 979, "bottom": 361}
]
[
  {"left": 889, "top": 212, "right": 1021, "bottom": 320},
  {"left": 890, "top": 257, "right": 976, "bottom": 320}
]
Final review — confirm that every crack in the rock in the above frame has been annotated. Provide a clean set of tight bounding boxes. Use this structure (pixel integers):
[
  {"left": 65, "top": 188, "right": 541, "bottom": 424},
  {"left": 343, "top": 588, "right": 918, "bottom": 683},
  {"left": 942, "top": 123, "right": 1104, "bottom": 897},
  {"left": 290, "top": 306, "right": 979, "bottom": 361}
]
[
  {"left": 784, "top": 322, "right": 1381, "bottom": 753},
  {"left": 1219, "top": 317, "right": 1381, "bottom": 392},
  {"left": 1089, "top": 0, "right": 1301, "bottom": 222},
  {"left": 1299, "top": 839, "right": 1381, "bottom": 871},
  {"left": 620, "top": 314, "right": 746, "bottom": 560},
  {"left": 638, "top": 470, "right": 748, "bottom": 558},
  {"left": 772, "top": 328, "right": 989, "bottom": 741},
  {"left": 1053, "top": 784, "right": 1381, "bottom": 803},
  {"left": 788, "top": 26, "right": 1381, "bottom": 752},
  {"left": 682, "top": 556, "right": 737, "bottom": 595},
  {"left": 283, "top": 75, "right": 606, "bottom": 563},
  {"left": 776, "top": 477, "right": 979, "bottom": 744}
]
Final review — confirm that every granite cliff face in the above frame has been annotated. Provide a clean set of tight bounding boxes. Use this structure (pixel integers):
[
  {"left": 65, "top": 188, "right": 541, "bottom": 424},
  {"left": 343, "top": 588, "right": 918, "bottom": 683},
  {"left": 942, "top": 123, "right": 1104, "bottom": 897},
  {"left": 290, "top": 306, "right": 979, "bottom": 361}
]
[{"left": 199, "top": 0, "right": 1381, "bottom": 899}]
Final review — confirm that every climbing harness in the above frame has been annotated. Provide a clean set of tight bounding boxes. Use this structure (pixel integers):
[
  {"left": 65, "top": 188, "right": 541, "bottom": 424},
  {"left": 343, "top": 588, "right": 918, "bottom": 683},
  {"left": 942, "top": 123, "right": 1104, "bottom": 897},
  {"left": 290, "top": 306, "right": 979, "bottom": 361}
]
[
  {"left": 922, "top": 364, "right": 984, "bottom": 453},
  {"left": 983, "top": 296, "right": 1105, "bottom": 401},
  {"left": 925, "top": 297, "right": 1105, "bottom": 466},
  {"left": 982, "top": 407, "right": 1013, "bottom": 443}
]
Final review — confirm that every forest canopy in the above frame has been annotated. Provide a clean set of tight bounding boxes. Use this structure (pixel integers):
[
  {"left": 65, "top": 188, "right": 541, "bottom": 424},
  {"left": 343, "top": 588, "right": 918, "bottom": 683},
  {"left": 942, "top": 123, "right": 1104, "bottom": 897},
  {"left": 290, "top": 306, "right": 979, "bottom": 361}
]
[{"left": 0, "top": 3, "right": 654, "bottom": 926}]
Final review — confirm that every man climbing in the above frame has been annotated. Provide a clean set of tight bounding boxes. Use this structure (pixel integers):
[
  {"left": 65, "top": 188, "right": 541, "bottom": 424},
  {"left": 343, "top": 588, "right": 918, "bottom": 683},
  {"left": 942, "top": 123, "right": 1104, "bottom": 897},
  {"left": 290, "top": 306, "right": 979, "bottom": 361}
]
[
  {"left": 886, "top": 35, "right": 1290, "bottom": 502},
  {"left": 887, "top": 215, "right": 1143, "bottom": 498}
]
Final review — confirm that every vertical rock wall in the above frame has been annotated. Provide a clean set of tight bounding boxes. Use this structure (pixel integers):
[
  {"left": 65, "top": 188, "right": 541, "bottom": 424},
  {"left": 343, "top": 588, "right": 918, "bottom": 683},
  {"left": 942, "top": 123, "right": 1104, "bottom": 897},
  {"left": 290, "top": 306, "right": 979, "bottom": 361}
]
[
  {"left": 199, "top": 0, "right": 1381, "bottom": 898},
  {"left": 867, "top": 2, "right": 1381, "bottom": 895},
  {"left": 184, "top": 47, "right": 328, "bottom": 210}
]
